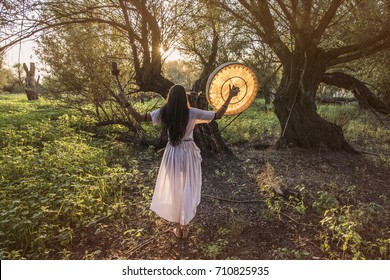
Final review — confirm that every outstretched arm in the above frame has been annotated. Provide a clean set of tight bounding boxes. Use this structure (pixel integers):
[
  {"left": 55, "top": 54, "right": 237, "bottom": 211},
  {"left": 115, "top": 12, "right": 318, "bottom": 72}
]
[
  {"left": 117, "top": 91, "right": 151, "bottom": 123},
  {"left": 214, "top": 85, "right": 240, "bottom": 119}
]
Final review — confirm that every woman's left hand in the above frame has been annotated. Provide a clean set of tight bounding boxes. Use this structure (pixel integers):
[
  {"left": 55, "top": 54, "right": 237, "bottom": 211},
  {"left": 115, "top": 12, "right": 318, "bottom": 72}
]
[{"left": 118, "top": 90, "right": 127, "bottom": 104}]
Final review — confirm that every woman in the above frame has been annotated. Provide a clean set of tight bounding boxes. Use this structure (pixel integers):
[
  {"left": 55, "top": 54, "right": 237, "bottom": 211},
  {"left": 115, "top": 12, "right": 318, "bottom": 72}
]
[{"left": 118, "top": 84, "right": 239, "bottom": 238}]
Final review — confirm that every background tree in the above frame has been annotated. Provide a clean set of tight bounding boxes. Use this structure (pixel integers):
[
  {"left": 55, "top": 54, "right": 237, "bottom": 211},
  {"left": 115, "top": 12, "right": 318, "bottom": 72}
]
[
  {"left": 0, "top": 55, "right": 14, "bottom": 91},
  {"left": 36, "top": 21, "right": 155, "bottom": 143},
  {"left": 0, "top": 63, "right": 24, "bottom": 93},
  {"left": 218, "top": 0, "right": 390, "bottom": 151}
]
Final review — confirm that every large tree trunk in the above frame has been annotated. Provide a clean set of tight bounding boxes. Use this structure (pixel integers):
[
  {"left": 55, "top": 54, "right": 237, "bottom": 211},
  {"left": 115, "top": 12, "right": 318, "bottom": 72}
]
[
  {"left": 274, "top": 50, "right": 356, "bottom": 152},
  {"left": 321, "top": 72, "right": 390, "bottom": 116}
]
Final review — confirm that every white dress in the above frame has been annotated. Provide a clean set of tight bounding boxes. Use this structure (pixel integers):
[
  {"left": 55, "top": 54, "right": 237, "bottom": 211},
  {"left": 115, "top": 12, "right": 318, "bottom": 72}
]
[{"left": 149, "top": 107, "right": 216, "bottom": 225}]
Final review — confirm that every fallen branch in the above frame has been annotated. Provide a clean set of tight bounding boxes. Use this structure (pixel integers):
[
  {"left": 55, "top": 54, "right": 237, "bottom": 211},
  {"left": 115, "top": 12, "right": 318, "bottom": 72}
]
[
  {"left": 280, "top": 212, "right": 316, "bottom": 228},
  {"left": 359, "top": 151, "right": 382, "bottom": 157},
  {"left": 128, "top": 234, "right": 158, "bottom": 256},
  {"left": 202, "top": 194, "right": 264, "bottom": 204},
  {"left": 84, "top": 213, "right": 115, "bottom": 228}
]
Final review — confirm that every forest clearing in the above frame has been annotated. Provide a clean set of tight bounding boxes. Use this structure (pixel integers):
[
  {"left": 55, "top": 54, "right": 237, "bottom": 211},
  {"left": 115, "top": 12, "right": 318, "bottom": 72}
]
[
  {"left": 1, "top": 93, "right": 389, "bottom": 260},
  {"left": 1, "top": 0, "right": 390, "bottom": 266}
]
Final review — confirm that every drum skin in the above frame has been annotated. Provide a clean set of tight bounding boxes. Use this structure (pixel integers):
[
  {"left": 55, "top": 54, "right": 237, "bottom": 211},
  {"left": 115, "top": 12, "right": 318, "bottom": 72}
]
[{"left": 206, "top": 62, "right": 259, "bottom": 115}]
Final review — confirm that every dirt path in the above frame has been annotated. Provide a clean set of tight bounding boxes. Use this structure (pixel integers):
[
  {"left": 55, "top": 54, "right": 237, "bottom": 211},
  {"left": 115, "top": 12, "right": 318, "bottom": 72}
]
[{"left": 70, "top": 145, "right": 390, "bottom": 260}]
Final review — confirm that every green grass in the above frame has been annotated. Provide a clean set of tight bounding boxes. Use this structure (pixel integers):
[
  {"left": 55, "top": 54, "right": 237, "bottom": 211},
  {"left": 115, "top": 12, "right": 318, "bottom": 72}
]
[
  {"left": 0, "top": 94, "right": 134, "bottom": 259},
  {"left": 217, "top": 98, "right": 280, "bottom": 144}
]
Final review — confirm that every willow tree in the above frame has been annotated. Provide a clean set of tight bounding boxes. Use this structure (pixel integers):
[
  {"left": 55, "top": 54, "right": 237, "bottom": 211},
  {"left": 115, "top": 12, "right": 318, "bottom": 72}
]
[
  {"left": 219, "top": 0, "right": 390, "bottom": 151},
  {"left": 3, "top": 0, "right": 190, "bottom": 144},
  {"left": 36, "top": 22, "right": 148, "bottom": 138},
  {"left": 39, "top": 0, "right": 181, "bottom": 95}
]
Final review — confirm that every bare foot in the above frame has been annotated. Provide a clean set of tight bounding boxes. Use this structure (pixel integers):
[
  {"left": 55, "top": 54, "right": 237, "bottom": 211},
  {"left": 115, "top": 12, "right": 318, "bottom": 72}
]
[
  {"left": 173, "top": 224, "right": 182, "bottom": 238},
  {"left": 181, "top": 225, "right": 189, "bottom": 239}
]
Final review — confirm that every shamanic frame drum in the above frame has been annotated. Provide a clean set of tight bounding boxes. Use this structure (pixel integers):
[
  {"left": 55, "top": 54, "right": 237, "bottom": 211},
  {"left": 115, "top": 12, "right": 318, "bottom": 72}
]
[{"left": 205, "top": 62, "right": 259, "bottom": 115}]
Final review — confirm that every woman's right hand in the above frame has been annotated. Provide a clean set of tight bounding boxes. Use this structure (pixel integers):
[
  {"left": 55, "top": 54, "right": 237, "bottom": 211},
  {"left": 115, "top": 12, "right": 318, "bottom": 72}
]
[{"left": 229, "top": 84, "right": 240, "bottom": 98}]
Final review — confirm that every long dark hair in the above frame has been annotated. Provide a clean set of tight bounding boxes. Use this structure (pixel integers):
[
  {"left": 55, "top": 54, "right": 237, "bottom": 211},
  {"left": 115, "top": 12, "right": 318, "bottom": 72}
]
[{"left": 160, "top": 85, "right": 189, "bottom": 146}]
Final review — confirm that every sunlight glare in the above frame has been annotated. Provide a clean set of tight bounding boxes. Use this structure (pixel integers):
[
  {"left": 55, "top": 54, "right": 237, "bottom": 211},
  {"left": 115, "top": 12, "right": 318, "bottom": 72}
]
[
  {"left": 160, "top": 46, "right": 183, "bottom": 62},
  {"left": 159, "top": 46, "right": 165, "bottom": 55}
]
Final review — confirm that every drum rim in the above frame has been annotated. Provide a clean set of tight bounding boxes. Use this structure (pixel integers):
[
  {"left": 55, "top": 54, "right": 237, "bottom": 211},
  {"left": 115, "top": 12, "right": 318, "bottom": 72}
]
[{"left": 205, "top": 62, "right": 258, "bottom": 115}]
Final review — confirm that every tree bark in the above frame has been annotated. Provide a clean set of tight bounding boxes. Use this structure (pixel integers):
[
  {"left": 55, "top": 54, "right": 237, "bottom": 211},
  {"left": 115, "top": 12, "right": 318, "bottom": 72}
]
[
  {"left": 135, "top": 72, "right": 174, "bottom": 97},
  {"left": 274, "top": 50, "right": 357, "bottom": 153},
  {"left": 321, "top": 72, "right": 390, "bottom": 116},
  {"left": 23, "top": 62, "right": 39, "bottom": 100}
]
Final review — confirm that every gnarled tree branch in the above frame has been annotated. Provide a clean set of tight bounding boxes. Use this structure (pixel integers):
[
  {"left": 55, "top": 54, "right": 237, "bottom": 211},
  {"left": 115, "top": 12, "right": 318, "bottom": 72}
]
[{"left": 321, "top": 72, "right": 390, "bottom": 116}]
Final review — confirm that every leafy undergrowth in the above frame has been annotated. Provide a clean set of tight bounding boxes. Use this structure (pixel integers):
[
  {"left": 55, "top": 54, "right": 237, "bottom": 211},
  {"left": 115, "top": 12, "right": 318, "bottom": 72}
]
[
  {"left": 1, "top": 94, "right": 389, "bottom": 260},
  {"left": 0, "top": 94, "right": 134, "bottom": 259}
]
